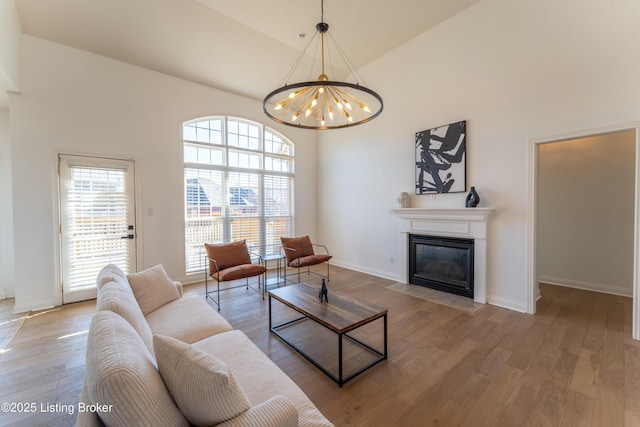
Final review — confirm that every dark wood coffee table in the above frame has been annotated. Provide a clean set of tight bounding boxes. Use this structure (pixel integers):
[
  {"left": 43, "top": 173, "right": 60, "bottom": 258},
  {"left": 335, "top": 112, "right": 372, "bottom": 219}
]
[{"left": 268, "top": 283, "right": 387, "bottom": 386}]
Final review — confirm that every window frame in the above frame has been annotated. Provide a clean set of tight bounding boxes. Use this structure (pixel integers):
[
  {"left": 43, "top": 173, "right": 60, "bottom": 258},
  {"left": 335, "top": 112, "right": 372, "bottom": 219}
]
[{"left": 183, "top": 116, "right": 295, "bottom": 276}]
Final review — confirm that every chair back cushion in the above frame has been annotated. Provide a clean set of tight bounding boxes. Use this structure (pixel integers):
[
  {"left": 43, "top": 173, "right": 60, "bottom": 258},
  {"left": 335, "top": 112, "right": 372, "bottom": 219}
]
[
  {"left": 281, "top": 236, "right": 315, "bottom": 263},
  {"left": 205, "top": 241, "right": 252, "bottom": 275}
]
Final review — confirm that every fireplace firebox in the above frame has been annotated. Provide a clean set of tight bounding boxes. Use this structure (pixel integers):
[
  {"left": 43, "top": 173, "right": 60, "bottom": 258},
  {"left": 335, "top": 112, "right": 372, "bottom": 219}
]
[{"left": 409, "top": 234, "right": 474, "bottom": 298}]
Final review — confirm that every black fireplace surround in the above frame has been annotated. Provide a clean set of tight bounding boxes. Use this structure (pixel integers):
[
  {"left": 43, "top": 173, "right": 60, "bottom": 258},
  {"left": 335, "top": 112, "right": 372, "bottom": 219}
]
[{"left": 409, "top": 234, "right": 474, "bottom": 298}]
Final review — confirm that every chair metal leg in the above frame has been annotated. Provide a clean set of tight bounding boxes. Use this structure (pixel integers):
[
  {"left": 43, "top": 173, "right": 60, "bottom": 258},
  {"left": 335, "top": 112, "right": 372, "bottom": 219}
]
[{"left": 204, "top": 271, "right": 221, "bottom": 310}]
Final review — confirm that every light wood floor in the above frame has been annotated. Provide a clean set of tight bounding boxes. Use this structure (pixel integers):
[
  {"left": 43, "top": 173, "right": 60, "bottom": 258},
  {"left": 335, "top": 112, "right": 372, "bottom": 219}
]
[{"left": 1, "top": 266, "right": 639, "bottom": 426}]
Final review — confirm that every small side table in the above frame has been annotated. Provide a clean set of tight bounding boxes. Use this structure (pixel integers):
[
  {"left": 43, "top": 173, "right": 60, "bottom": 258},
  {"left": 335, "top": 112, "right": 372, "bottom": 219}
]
[{"left": 261, "top": 253, "right": 286, "bottom": 297}]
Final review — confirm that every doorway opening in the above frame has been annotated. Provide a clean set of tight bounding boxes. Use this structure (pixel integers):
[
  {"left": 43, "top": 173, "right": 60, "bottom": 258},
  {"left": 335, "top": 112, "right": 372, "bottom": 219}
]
[{"left": 527, "top": 124, "right": 640, "bottom": 340}]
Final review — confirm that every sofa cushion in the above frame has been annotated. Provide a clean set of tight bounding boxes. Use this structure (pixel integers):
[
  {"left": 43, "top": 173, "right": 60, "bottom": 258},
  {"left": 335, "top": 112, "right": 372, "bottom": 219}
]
[
  {"left": 217, "top": 395, "right": 299, "bottom": 427},
  {"left": 85, "top": 311, "right": 188, "bottom": 427},
  {"left": 96, "top": 263, "right": 128, "bottom": 289},
  {"left": 205, "top": 240, "right": 252, "bottom": 274},
  {"left": 193, "top": 330, "right": 334, "bottom": 427},
  {"left": 153, "top": 334, "right": 251, "bottom": 426},
  {"left": 145, "top": 293, "right": 233, "bottom": 343},
  {"left": 281, "top": 236, "right": 315, "bottom": 262},
  {"left": 97, "top": 279, "right": 154, "bottom": 354},
  {"left": 127, "top": 264, "right": 180, "bottom": 315}
]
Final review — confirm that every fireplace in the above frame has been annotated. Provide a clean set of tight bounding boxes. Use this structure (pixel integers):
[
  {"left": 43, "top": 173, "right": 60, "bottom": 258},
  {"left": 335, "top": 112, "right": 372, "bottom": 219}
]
[
  {"left": 409, "top": 234, "right": 474, "bottom": 298},
  {"left": 392, "top": 208, "right": 492, "bottom": 304}
]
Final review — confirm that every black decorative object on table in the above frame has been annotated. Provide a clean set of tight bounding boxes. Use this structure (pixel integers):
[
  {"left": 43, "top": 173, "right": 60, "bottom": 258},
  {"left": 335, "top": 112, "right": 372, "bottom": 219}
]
[
  {"left": 465, "top": 186, "right": 480, "bottom": 208},
  {"left": 319, "top": 279, "right": 328, "bottom": 303}
]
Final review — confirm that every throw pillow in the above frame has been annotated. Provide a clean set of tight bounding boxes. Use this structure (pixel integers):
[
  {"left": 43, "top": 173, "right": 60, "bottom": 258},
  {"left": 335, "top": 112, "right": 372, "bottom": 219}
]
[
  {"left": 153, "top": 334, "right": 251, "bottom": 426},
  {"left": 127, "top": 264, "right": 180, "bottom": 315}
]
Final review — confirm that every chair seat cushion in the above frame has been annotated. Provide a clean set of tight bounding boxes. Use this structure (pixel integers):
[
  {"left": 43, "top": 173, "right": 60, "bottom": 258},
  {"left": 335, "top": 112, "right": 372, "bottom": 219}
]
[
  {"left": 215, "top": 264, "right": 267, "bottom": 281},
  {"left": 289, "top": 254, "right": 332, "bottom": 268}
]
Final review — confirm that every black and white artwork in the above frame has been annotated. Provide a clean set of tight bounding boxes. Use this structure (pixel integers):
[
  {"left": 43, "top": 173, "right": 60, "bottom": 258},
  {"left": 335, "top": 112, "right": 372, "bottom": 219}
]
[{"left": 415, "top": 120, "right": 466, "bottom": 194}]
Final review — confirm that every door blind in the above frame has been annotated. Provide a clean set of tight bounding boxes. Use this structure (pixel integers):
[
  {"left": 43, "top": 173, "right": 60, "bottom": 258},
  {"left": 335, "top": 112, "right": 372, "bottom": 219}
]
[{"left": 60, "top": 157, "right": 134, "bottom": 297}]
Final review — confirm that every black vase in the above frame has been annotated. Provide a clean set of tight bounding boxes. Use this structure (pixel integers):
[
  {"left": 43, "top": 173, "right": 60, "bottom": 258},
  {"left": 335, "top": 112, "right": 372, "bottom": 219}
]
[{"left": 465, "top": 186, "right": 480, "bottom": 208}]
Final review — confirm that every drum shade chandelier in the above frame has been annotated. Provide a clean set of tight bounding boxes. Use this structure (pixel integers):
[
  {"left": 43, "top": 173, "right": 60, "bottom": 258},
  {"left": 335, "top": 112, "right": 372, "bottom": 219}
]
[{"left": 263, "top": 0, "right": 383, "bottom": 130}]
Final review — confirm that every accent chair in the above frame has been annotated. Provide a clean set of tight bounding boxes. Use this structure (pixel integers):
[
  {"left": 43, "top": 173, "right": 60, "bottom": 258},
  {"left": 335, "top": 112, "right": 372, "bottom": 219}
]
[
  {"left": 204, "top": 240, "right": 267, "bottom": 310},
  {"left": 280, "top": 236, "right": 332, "bottom": 284}
]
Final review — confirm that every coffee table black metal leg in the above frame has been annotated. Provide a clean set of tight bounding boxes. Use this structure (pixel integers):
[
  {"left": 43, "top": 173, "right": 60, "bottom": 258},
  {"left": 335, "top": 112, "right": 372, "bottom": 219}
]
[
  {"left": 338, "top": 332, "right": 343, "bottom": 387},
  {"left": 268, "top": 294, "right": 272, "bottom": 330},
  {"left": 384, "top": 314, "right": 388, "bottom": 360}
]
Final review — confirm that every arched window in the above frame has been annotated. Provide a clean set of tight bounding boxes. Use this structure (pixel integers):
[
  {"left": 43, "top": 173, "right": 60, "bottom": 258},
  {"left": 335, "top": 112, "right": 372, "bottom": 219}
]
[{"left": 183, "top": 117, "right": 294, "bottom": 274}]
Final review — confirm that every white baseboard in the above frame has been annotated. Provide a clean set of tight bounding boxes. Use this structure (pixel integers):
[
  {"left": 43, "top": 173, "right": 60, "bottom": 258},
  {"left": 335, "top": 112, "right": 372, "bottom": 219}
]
[
  {"left": 538, "top": 275, "right": 633, "bottom": 298},
  {"left": 487, "top": 295, "right": 527, "bottom": 313},
  {"left": 12, "top": 299, "right": 55, "bottom": 314},
  {"left": 330, "top": 259, "right": 399, "bottom": 282}
]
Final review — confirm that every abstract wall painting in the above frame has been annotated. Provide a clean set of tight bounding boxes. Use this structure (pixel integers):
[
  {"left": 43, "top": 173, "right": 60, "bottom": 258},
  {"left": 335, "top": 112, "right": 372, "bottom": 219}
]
[{"left": 415, "top": 120, "right": 466, "bottom": 194}]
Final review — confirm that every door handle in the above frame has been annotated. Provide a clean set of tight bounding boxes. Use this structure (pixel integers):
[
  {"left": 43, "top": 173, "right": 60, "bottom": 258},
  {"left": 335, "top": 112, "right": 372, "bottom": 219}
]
[{"left": 121, "top": 234, "right": 134, "bottom": 239}]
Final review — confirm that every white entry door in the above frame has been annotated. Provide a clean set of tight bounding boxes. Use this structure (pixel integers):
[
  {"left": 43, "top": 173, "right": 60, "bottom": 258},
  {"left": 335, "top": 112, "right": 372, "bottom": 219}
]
[{"left": 59, "top": 155, "right": 137, "bottom": 303}]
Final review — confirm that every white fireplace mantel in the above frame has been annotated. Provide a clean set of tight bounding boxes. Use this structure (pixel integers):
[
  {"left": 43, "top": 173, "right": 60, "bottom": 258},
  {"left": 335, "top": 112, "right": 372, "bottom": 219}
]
[{"left": 391, "top": 208, "right": 494, "bottom": 304}]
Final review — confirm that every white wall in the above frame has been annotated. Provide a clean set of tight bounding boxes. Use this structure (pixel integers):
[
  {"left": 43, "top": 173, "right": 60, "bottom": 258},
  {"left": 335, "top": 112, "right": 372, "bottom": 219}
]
[
  {"left": 0, "top": 0, "right": 19, "bottom": 299},
  {"left": 0, "top": 108, "right": 14, "bottom": 299},
  {"left": 537, "top": 131, "right": 635, "bottom": 296},
  {"left": 317, "top": 0, "right": 640, "bottom": 312},
  {"left": 0, "top": 0, "right": 21, "bottom": 107},
  {"left": 9, "top": 36, "right": 318, "bottom": 312}
]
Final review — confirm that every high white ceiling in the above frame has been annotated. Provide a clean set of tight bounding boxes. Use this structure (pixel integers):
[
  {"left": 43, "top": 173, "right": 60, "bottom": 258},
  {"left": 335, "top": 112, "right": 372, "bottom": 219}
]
[{"left": 11, "top": 0, "right": 481, "bottom": 103}]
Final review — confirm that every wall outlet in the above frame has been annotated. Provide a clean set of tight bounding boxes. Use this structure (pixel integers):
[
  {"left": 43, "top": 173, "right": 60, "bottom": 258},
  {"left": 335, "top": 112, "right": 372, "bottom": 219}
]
[{"left": 390, "top": 257, "right": 395, "bottom": 264}]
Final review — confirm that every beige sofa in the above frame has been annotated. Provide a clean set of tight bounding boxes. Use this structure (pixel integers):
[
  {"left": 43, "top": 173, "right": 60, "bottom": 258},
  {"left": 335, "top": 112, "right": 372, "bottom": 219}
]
[{"left": 77, "top": 264, "right": 333, "bottom": 427}]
